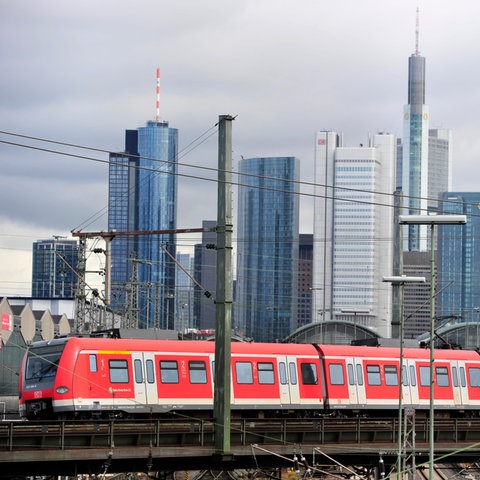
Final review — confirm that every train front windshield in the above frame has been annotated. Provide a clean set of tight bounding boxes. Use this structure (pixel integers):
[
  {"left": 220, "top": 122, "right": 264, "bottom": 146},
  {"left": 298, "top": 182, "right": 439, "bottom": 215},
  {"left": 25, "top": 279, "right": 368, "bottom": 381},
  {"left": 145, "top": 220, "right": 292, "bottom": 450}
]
[{"left": 25, "top": 344, "right": 65, "bottom": 381}]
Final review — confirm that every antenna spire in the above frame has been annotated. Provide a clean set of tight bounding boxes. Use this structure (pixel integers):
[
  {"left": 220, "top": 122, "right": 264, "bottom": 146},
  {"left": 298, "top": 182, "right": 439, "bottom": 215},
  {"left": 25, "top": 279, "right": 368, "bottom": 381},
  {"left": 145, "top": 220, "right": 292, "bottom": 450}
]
[
  {"left": 415, "top": 7, "right": 420, "bottom": 56},
  {"left": 155, "top": 68, "right": 161, "bottom": 121}
]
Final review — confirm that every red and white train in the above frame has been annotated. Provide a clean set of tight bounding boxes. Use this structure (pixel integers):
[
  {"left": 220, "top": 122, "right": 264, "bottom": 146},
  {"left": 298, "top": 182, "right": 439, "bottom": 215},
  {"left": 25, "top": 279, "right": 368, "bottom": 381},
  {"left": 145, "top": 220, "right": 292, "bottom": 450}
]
[{"left": 18, "top": 336, "right": 480, "bottom": 420}]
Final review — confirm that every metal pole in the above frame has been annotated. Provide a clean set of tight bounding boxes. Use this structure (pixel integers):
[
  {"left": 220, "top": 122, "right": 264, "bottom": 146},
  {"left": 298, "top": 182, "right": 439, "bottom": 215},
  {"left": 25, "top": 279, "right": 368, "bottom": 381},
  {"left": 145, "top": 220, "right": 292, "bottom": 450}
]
[
  {"left": 429, "top": 223, "right": 435, "bottom": 480},
  {"left": 213, "top": 115, "right": 234, "bottom": 457},
  {"left": 398, "top": 282, "right": 405, "bottom": 478}
]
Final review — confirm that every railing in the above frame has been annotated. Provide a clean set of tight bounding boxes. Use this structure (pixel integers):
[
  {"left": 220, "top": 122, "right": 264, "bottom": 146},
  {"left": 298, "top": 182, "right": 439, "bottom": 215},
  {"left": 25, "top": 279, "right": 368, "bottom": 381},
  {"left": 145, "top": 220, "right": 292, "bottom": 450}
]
[{"left": 2, "top": 417, "right": 480, "bottom": 451}]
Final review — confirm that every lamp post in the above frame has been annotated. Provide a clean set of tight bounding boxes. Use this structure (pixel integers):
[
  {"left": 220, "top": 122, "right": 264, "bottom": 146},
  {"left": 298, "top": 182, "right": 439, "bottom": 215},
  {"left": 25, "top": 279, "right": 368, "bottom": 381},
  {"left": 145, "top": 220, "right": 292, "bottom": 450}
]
[
  {"left": 399, "top": 214, "right": 466, "bottom": 480},
  {"left": 383, "top": 275, "right": 426, "bottom": 479}
]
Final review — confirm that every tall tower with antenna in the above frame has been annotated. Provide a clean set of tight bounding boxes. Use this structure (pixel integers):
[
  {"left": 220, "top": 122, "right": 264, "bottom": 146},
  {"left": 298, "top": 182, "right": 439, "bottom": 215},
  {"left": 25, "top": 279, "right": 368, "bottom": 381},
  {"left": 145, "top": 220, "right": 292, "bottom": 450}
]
[
  {"left": 402, "top": 8, "right": 429, "bottom": 251},
  {"left": 108, "top": 69, "right": 178, "bottom": 329}
]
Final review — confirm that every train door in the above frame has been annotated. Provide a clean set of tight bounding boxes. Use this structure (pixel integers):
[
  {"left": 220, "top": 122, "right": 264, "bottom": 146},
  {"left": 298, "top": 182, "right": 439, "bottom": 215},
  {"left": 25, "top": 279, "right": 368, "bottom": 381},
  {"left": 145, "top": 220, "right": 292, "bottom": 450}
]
[
  {"left": 451, "top": 361, "right": 466, "bottom": 407},
  {"left": 277, "top": 357, "right": 300, "bottom": 406},
  {"left": 132, "top": 352, "right": 158, "bottom": 407},
  {"left": 345, "top": 357, "right": 367, "bottom": 407},
  {"left": 401, "top": 363, "right": 413, "bottom": 407}
]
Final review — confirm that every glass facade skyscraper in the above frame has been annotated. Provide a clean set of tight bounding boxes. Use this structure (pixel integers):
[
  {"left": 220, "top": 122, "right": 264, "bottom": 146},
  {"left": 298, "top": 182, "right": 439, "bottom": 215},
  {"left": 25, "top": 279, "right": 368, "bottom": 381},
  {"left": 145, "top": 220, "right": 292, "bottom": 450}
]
[
  {"left": 108, "top": 120, "right": 178, "bottom": 329},
  {"left": 236, "top": 157, "right": 299, "bottom": 342},
  {"left": 438, "top": 192, "right": 479, "bottom": 321},
  {"left": 402, "top": 49, "right": 430, "bottom": 251},
  {"left": 32, "top": 238, "right": 78, "bottom": 299}
]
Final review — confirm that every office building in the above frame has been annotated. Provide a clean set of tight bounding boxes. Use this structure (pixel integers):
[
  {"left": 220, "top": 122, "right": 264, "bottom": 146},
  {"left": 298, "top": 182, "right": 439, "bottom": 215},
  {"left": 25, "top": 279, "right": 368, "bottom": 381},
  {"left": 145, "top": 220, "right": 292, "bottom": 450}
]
[
  {"left": 438, "top": 192, "right": 480, "bottom": 322},
  {"left": 193, "top": 220, "right": 217, "bottom": 330},
  {"left": 176, "top": 252, "right": 193, "bottom": 332},
  {"left": 312, "top": 132, "right": 396, "bottom": 338},
  {"left": 401, "top": 29, "right": 430, "bottom": 251},
  {"left": 398, "top": 19, "right": 452, "bottom": 251},
  {"left": 297, "top": 234, "right": 313, "bottom": 328},
  {"left": 108, "top": 120, "right": 178, "bottom": 329},
  {"left": 236, "top": 157, "right": 300, "bottom": 342},
  {"left": 32, "top": 238, "right": 78, "bottom": 299}
]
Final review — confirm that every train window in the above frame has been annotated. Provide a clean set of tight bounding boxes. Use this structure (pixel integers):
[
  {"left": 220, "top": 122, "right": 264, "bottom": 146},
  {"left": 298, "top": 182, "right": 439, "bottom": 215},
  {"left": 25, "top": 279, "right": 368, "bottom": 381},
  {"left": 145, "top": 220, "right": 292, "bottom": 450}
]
[
  {"left": 468, "top": 367, "right": 480, "bottom": 387},
  {"left": 419, "top": 366, "right": 430, "bottom": 387},
  {"left": 289, "top": 362, "right": 297, "bottom": 385},
  {"left": 460, "top": 367, "right": 466, "bottom": 387},
  {"left": 89, "top": 354, "right": 98, "bottom": 373},
  {"left": 301, "top": 363, "right": 318, "bottom": 385},
  {"left": 160, "top": 360, "right": 179, "bottom": 384},
  {"left": 26, "top": 353, "right": 61, "bottom": 380},
  {"left": 385, "top": 365, "right": 398, "bottom": 386},
  {"left": 279, "top": 362, "right": 287, "bottom": 385},
  {"left": 366, "top": 365, "right": 381, "bottom": 386},
  {"left": 146, "top": 360, "right": 155, "bottom": 384},
  {"left": 452, "top": 367, "right": 459, "bottom": 387},
  {"left": 236, "top": 362, "right": 253, "bottom": 384},
  {"left": 436, "top": 367, "right": 449, "bottom": 387},
  {"left": 356, "top": 364, "right": 364, "bottom": 386},
  {"left": 258, "top": 362, "right": 275, "bottom": 384},
  {"left": 402, "top": 365, "right": 409, "bottom": 386},
  {"left": 329, "top": 363, "right": 344, "bottom": 385},
  {"left": 109, "top": 359, "right": 129, "bottom": 383},
  {"left": 189, "top": 361, "right": 207, "bottom": 384},
  {"left": 347, "top": 364, "right": 355, "bottom": 385},
  {"left": 410, "top": 366, "right": 417, "bottom": 386},
  {"left": 134, "top": 359, "right": 143, "bottom": 383}
]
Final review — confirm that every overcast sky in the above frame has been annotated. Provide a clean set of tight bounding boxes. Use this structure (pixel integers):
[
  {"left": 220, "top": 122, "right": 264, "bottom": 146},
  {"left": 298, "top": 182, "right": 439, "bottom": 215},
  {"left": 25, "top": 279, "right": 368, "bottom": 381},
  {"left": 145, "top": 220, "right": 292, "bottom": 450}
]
[{"left": 1, "top": 0, "right": 480, "bottom": 296}]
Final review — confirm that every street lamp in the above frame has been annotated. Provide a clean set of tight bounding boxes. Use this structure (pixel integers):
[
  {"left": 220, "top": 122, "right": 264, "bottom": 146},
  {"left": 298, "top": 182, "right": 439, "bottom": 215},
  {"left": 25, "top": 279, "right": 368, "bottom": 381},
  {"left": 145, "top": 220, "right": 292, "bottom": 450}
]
[
  {"left": 383, "top": 275, "right": 426, "bottom": 479},
  {"left": 399, "top": 214, "right": 466, "bottom": 480}
]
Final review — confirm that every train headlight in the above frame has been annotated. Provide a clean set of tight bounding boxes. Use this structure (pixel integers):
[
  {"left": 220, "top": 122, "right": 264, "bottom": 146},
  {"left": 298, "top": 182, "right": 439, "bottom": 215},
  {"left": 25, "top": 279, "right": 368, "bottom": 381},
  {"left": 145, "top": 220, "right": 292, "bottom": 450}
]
[{"left": 56, "top": 386, "right": 69, "bottom": 394}]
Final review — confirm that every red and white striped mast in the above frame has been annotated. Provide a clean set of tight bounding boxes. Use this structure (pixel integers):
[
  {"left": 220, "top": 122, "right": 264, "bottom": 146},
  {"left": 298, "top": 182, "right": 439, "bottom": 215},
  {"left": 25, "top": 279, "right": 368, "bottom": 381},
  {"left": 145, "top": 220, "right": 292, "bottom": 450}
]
[{"left": 155, "top": 67, "right": 161, "bottom": 122}]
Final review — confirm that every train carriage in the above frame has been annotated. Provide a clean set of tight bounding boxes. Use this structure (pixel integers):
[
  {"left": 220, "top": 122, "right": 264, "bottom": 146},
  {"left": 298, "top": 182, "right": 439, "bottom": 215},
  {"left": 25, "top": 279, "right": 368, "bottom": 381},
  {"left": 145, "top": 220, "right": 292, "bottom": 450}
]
[
  {"left": 19, "top": 337, "right": 325, "bottom": 419},
  {"left": 18, "top": 336, "right": 480, "bottom": 420}
]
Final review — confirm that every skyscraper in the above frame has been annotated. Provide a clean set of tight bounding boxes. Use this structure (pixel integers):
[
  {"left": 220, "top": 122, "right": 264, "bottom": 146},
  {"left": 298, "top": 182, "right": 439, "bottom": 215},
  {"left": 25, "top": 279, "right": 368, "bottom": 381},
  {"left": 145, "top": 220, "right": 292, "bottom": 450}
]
[
  {"left": 398, "top": 14, "right": 453, "bottom": 251},
  {"left": 438, "top": 192, "right": 480, "bottom": 322},
  {"left": 236, "top": 157, "right": 300, "bottom": 342},
  {"left": 108, "top": 118, "right": 178, "bottom": 329},
  {"left": 32, "top": 238, "right": 78, "bottom": 299},
  {"left": 312, "top": 132, "right": 396, "bottom": 338},
  {"left": 401, "top": 20, "right": 429, "bottom": 251},
  {"left": 193, "top": 220, "right": 217, "bottom": 330},
  {"left": 297, "top": 234, "right": 313, "bottom": 328}
]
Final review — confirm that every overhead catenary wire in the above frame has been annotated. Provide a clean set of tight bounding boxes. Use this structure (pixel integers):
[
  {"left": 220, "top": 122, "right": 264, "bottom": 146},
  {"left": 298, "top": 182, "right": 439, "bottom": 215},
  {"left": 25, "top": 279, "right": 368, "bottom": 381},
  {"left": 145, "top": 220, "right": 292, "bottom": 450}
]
[{"left": 1, "top": 129, "right": 479, "bottom": 227}]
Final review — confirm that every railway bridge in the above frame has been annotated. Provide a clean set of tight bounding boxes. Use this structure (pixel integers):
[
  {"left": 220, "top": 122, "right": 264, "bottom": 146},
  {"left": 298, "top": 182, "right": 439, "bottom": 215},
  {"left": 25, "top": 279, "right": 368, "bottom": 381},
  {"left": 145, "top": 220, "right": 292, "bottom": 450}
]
[{"left": 1, "top": 417, "right": 480, "bottom": 478}]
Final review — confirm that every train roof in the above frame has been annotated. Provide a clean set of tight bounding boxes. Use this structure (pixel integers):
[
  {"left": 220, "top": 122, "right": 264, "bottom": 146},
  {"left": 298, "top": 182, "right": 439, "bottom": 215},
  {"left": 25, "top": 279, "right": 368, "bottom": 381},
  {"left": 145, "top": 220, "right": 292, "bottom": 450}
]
[
  {"left": 41, "top": 337, "right": 321, "bottom": 356},
  {"left": 317, "top": 343, "right": 480, "bottom": 360}
]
